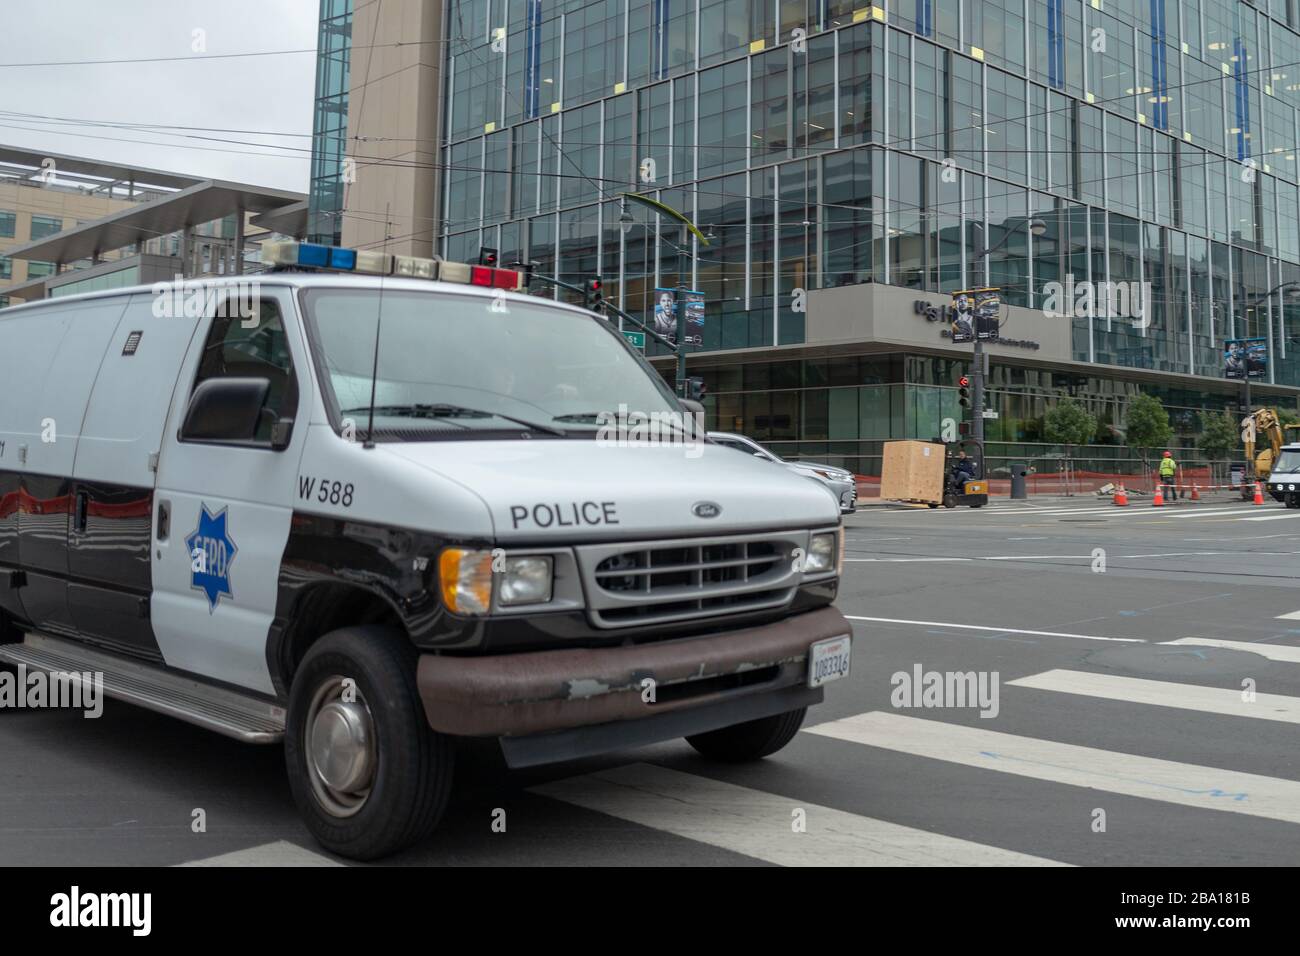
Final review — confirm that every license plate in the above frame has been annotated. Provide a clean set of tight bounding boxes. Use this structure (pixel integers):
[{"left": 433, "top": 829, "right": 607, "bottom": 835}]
[{"left": 808, "top": 635, "right": 851, "bottom": 688}]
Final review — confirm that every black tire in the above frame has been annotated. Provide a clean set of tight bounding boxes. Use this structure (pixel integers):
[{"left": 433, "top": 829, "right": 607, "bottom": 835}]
[
  {"left": 942, "top": 494, "right": 957, "bottom": 509},
  {"left": 686, "top": 707, "right": 807, "bottom": 763},
  {"left": 284, "top": 625, "right": 453, "bottom": 861},
  {"left": 926, "top": 502, "right": 940, "bottom": 509},
  {"left": 1287, "top": 493, "right": 1300, "bottom": 509}
]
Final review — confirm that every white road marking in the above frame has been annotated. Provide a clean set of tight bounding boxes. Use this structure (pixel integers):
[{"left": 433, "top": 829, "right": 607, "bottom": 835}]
[
  {"left": 176, "top": 840, "right": 343, "bottom": 867},
  {"left": 1164, "top": 637, "right": 1300, "bottom": 663},
  {"left": 1278, "top": 609, "right": 1300, "bottom": 620},
  {"left": 1240, "top": 512, "right": 1300, "bottom": 522},
  {"left": 1153, "top": 508, "right": 1274, "bottom": 519},
  {"left": 845, "top": 554, "right": 1092, "bottom": 563},
  {"left": 1007, "top": 669, "right": 1300, "bottom": 724},
  {"left": 804, "top": 712, "right": 1300, "bottom": 825},
  {"left": 843, "top": 615, "right": 1143, "bottom": 643},
  {"left": 530, "top": 762, "right": 1067, "bottom": 866},
  {"left": 843, "top": 557, "right": 971, "bottom": 563}
]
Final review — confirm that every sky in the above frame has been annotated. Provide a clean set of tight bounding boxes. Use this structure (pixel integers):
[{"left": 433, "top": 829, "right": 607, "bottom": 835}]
[{"left": 0, "top": 0, "right": 319, "bottom": 192}]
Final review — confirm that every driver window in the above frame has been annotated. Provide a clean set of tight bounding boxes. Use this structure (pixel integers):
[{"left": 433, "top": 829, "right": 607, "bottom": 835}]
[{"left": 192, "top": 297, "right": 297, "bottom": 444}]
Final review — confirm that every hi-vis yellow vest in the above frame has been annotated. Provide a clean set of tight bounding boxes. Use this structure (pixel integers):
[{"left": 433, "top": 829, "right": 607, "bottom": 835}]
[{"left": 1159, "top": 458, "right": 1176, "bottom": 477}]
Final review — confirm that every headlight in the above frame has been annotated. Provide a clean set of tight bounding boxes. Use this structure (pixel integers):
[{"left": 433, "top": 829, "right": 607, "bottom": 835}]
[
  {"left": 439, "top": 548, "right": 494, "bottom": 615},
  {"left": 805, "top": 532, "right": 837, "bottom": 573},
  {"left": 498, "top": 555, "right": 554, "bottom": 606}
]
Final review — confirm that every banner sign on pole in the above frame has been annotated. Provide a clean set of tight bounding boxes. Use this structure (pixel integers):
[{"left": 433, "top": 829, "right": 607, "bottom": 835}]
[
  {"left": 1224, "top": 337, "right": 1267, "bottom": 380},
  {"left": 653, "top": 287, "right": 704, "bottom": 346},
  {"left": 950, "top": 287, "right": 1002, "bottom": 343}
]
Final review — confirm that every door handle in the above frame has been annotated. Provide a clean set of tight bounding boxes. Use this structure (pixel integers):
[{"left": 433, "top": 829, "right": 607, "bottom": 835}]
[
  {"left": 75, "top": 491, "right": 89, "bottom": 534},
  {"left": 157, "top": 499, "right": 170, "bottom": 541}
]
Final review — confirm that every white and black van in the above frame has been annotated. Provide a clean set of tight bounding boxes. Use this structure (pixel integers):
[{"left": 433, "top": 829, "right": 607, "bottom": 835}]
[{"left": 0, "top": 242, "right": 851, "bottom": 859}]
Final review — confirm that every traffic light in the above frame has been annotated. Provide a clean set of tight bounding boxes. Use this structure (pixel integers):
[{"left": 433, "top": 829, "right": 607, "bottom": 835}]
[
  {"left": 686, "top": 376, "right": 707, "bottom": 401},
  {"left": 478, "top": 247, "right": 499, "bottom": 266},
  {"left": 584, "top": 277, "right": 604, "bottom": 313},
  {"left": 958, "top": 376, "right": 971, "bottom": 408}
]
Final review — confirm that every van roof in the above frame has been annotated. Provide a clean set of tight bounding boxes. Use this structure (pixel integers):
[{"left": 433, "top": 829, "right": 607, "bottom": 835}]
[{"left": 0, "top": 273, "right": 593, "bottom": 320}]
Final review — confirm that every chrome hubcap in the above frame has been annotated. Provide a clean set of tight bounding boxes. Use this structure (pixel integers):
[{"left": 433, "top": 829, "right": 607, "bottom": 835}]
[{"left": 304, "top": 676, "right": 375, "bottom": 818}]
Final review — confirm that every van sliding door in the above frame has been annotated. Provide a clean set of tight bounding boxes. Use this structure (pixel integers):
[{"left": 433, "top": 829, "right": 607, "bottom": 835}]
[
  {"left": 0, "top": 297, "right": 129, "bottom": 637},
  {"left": 69, "top": 293, "right": 203, "bottom": 658}
]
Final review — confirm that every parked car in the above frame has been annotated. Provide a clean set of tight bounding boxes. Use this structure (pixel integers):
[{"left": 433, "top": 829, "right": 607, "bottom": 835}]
[{"left": 708, "top": 432, "right": 857, "bottom": 513}]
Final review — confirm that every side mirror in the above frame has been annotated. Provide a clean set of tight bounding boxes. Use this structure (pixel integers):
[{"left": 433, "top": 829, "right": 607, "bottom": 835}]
[{"left": 180, "top": 377, "right": 271, "bottom": 444}]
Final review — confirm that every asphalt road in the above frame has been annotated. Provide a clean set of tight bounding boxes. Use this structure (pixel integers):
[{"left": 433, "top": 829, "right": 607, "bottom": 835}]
[{"left": 2, "top": 494, "right": 1299, "bottom": 866}]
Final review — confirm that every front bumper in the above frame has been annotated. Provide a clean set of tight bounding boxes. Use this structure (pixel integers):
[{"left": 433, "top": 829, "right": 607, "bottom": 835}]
[{"left": 416, "top": 605, "right": 851, "bottom": 750}]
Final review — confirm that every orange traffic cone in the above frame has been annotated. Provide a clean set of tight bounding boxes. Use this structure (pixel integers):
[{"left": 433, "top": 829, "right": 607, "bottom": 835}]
[
  {"left": 1153, "top": 484, "right": 1164, "bottom": 507},
  {"left": 1114, "top": 484, "right": 1129, "bottom": 506},
  {"left": 1253, "top": 482, "right": 1265, "bottom": 505},
  {"left": 1191, "top": 484, "right": 1200, "bottom": 501}
]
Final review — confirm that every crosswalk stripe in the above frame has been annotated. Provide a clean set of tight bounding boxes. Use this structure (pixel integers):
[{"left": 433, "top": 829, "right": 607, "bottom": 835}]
[
  {"left": 1164, "top": 637, "right": 1300, "bottom": 663},
  {"left": 1007, "top": 669, "right": 1300, "bottom": 724},
  {"left": 1153, "top": 508, "right": 1271, "bottom": 519},
  {"left": 175, "top": 840, "right": 343, "bottom": 867},
  {"left": 804, "top": 712, "right": 1300, "bottom": 825},
  {"left": 530, "top": 762, "right": 1068, "bottom": 866}
]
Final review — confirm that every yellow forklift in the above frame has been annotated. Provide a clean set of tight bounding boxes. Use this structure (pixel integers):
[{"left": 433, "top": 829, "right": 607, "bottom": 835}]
[{"left": 940, "top": 438, "right": 990, "bottom": 508}]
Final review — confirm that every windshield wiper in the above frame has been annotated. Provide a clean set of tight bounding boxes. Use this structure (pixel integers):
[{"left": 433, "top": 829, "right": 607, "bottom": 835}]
[{"left": 343, "top": 403, "right": 566, "bottom": 436}]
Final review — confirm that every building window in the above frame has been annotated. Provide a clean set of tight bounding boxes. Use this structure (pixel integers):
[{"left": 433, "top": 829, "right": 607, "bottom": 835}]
[
  {"left": 27, "top": 261, "right": 57, "bottom": 279},
  {"left": 0, "top": 210, "right": 14, "bottom": 238},
  {"left": 29, "top": 215, "right": 64, "bottom": 240},
  {"left": 0, "top": 255, "right": 10, "bottom": 279}
]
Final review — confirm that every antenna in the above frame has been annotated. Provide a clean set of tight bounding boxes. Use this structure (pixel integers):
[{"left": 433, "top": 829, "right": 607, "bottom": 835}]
[{"left": 362, "top": 204, "right": 392, "bottom": 450}]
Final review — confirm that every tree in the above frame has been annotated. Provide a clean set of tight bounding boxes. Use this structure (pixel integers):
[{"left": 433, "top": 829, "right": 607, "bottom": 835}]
[
  {"left": 1043, "top": 397, "right": 1098, "bottom": 448},
  {"left": 1124, "top": 393, "right": 1175, "bottom": 478},
  {"left": 1197, "top": 410, "right": 1238, "bottom": 484}
]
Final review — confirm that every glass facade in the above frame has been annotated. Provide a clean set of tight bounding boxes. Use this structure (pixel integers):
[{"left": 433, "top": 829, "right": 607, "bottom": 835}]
[
  {"left": 434, "top": 0, "right": 1300, "bottom": 464},
  {"left": 307, "top": 0, "right": 353, "bottom": 245}
]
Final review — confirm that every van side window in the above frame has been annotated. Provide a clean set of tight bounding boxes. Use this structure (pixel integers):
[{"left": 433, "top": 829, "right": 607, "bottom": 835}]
[{"left": 192, "top": 299, "right": 297, "bottom": 444}]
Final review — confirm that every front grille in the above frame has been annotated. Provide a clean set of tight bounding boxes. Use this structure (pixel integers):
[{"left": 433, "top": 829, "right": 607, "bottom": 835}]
[{"left": 577, "top": 531, "right": 808, "bottom": 628}]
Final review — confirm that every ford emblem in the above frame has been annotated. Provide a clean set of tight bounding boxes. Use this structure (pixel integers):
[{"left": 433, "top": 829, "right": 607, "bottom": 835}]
[{"left": 692, "top": 501, "right": 722, "bottom": 519}]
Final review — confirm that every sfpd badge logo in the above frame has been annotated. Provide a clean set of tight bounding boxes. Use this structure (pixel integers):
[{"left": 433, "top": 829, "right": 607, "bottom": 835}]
[{"left": 185, "top": 504, "right": 237, "bottom": 612}]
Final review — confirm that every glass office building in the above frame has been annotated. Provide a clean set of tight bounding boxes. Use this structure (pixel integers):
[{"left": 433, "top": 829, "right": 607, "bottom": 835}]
[
  {"left": 436, "top": 0, "right": 1300, "bottom": 472},
  {"left": 308, "top": 0, "right": 353, "bottom": 246}
]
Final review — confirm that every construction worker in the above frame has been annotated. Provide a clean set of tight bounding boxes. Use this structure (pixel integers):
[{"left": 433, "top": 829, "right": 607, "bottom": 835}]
[{"left": 1159, "top": 450, "right": 1178, "bottom": 500}]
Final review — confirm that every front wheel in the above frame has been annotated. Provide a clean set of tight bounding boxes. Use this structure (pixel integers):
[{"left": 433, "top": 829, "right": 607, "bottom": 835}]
[
  {"left": 686, "top": 707, "right": 807, "bottom": 762},
  {"left": 284, "top": 626, "right": 453, "bottom": 861}
]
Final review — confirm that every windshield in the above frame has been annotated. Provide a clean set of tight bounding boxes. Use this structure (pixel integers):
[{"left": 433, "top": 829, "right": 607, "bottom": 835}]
[
  {"left": 1274, "top": 449, "right": 1300, "bottom": 474},
  {"left": 302, "top": 288, "right": 682, "bottom": 439}
]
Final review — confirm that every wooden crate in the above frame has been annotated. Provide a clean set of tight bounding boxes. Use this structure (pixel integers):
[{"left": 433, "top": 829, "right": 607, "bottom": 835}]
[{"left": 880, "top": 440, "right": 945, "bottom": 503}]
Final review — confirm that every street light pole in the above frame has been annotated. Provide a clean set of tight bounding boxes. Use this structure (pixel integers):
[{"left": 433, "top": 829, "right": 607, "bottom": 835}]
[
  {"left": 677, "top": 223, "right": 689, "bottom": 397},
  {"left": 967, "top": 218, "right": 1047, "bottom": 446},
  {"left": 619, "top": 192, "right": 710, "bottom": 396}
]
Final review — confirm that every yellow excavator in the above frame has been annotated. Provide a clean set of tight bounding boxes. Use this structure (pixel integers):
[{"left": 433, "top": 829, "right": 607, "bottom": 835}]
[{"left": 1241, "top": 408, "right": 1300, "bottom": 500}]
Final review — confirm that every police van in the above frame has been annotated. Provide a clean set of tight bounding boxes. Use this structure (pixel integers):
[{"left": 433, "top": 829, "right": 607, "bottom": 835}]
[{"left": 0, "top": 242, "right": 851, "bottom": 859}]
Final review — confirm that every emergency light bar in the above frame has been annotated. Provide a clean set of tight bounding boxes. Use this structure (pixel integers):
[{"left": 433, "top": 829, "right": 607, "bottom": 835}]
[{"left": 261, "top": 240, "right": 525, "bottom": 290}]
